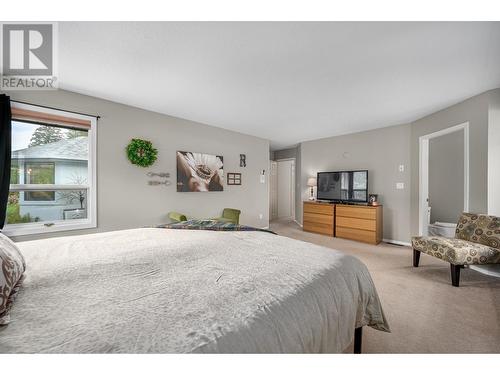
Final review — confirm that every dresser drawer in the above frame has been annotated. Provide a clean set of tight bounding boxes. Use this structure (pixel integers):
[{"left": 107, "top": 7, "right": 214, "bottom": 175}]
[
  {"left": 303, "top": 202, "right": 334, "bottom": 215},
  {"left": 303, "top": 222, "right": 334, "bottom": 236},
  {"left": 303, "top": 212, "right": 334, "bottom": 225},
  {"left": 336, "top": 205, "right": 376, "bottom": 220},
  {"left": 336, "top": 216, "right": 376, "bottom": 231},
  {"left": 336, "top": 227, "right": 377, "bottom": 244}
]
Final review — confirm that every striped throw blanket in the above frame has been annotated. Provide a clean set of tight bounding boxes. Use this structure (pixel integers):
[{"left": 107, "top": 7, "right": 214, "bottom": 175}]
[{"left": 156, "top": 219, "right": 276, "bottom": 235}]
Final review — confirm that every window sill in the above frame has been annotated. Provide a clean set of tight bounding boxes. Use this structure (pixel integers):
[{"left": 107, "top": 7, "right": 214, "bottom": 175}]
[{"left": 2, "top": 220, "right": 96, "bottom": 237}]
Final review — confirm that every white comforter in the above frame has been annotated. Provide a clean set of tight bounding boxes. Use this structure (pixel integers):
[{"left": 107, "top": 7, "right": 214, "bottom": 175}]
[{"left": 0, "top": 228, "right": 389, "bottom": 353}]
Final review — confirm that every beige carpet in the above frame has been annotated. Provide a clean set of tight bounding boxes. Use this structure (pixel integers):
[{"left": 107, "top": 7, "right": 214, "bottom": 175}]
[{"left": 269, "top": 219, "right": 500, "bottom": 353}]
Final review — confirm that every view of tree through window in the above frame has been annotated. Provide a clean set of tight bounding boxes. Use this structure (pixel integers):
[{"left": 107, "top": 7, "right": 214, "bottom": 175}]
[{"left": 7, "top": 121, "right": 89, "bottom": 225}]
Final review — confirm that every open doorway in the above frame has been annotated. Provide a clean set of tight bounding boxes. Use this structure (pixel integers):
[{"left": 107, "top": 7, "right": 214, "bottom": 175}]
[
  {"left": 419, "top": 122, "right": 469, "bottom": 236},
  {"left": 269, "top": 158, "right": 295, "bottom": 221}
]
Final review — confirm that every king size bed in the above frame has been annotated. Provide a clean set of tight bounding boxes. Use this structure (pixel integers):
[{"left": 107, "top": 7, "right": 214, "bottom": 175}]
[{"left": 0, "top": 225, "right": 389, "bottom": 353}]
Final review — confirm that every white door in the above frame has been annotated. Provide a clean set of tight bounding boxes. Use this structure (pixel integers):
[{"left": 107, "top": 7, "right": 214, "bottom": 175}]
[
  {"left": 276, "top": 159, "right": 295, "bottom": 219},
  {"left": 269, "top": 161, "right": 278, "bottom": 220}
]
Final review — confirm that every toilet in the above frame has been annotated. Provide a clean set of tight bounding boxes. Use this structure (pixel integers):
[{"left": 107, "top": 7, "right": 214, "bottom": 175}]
[{"left": 427, "top": 222, "right": 456, "bottom": 238}]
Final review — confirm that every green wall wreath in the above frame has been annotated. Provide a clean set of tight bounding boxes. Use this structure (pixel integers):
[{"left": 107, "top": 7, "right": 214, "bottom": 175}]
[{"left": 126, "top": 138, "right": 158, "bottom": 167}]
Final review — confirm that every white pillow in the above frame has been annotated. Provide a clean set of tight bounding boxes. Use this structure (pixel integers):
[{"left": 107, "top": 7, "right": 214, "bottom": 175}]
[{"left": 0, "top": 233, "right": 26, "bottom": 325}]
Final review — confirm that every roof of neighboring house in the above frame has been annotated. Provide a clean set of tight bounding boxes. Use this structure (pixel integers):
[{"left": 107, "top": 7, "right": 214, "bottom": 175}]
[{"left": 12, "top": 136, "right": 88, "bottom": 161}]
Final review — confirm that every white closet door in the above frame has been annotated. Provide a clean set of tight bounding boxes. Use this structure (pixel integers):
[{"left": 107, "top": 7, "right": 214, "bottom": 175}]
[{"left": 277, "top": 159, "right": 294, "bottom": 219}]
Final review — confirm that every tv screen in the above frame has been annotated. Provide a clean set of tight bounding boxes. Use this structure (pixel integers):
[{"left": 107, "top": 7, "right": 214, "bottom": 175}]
[{"left": 316, "top": 170, "right": 368, "bottom": 203}]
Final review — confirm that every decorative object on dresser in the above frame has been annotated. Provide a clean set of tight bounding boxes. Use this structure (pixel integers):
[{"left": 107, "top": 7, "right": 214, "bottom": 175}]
[
  {"left": 368, "top": 194, "right": 379, "bottom": 206},
  {"left": 307, "top": 177, "right": 317, "bottom": 200},
  {"left": 303, "top": 201, "right": 334, "bottom": 236},
  {"left": 227, "top": 172, "right": 242, "bottom": 185},
  {"left": 335, "top": 204, "right": 383, "bottom": 245}
]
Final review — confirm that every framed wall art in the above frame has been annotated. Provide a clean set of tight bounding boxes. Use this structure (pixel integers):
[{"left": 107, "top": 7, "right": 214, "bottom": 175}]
[
  {"left": 227, "top": 172, "right": 242, "bottom": 185},
  {"left": 176, "top": 151, "right": 224, "bottom": 192}
]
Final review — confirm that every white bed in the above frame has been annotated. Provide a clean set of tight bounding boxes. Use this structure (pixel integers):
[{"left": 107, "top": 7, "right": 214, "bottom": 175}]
[{"left": 0, "top": 228, "right": 389, "bottom": 353}]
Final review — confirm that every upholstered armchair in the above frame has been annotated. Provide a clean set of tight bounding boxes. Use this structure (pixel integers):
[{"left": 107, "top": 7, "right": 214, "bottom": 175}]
[
  {"left": 411, "top": 213, "right": 500, "bottom": 287},
  {"left": 213, "top": 208, "right": 241, "bottom": 224}
]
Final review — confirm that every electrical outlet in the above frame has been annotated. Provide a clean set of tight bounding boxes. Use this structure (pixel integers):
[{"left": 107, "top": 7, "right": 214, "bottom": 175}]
[
  {"left": 399, "top": 164, "right": 405, "bottom": 172},
  {"left": 396, "top": 182, "right": 405, "bottom": 190},
  {"left": 259, "top": 213, "right": 263, "bottom": 220}
]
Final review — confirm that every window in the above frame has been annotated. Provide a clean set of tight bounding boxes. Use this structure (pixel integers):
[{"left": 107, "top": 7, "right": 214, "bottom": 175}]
[
  {"left": 3, "top": 103, "right": 97, "bottom": 236},
  {"left": 24, "top": 162, "right": 56, "bottom": 201},
  {"left": 352, "top": 171, "right": 367, "bottom": 202}
]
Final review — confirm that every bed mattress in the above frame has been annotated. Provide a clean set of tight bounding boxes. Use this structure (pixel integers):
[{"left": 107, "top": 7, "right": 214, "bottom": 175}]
[{"left": 0, "top": 228, "right": 389, "bottom": 353}]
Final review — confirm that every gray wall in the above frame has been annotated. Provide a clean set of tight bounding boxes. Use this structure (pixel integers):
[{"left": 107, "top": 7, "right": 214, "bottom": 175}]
[
  {"left": 297, "top": 88, "right": 499, "bottom": 243},
  {"left": 299, "top": 123, "right": 411, "bottom": 242},
  {"left": 410, "top": 90, "right": 493, "bottom": 235},
  {"left": 428, "top": 130, "right": 464, "bottom": 223},
  {"left": 6, "top": 90, "right": 270, "bottom": 241},
  {"left": 272, "top": 147, "right": 297, "bottom": 161}
]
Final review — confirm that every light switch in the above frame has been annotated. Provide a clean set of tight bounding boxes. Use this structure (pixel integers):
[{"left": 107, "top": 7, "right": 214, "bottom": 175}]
[
  {"left": 260, "top": 174, "right": 265, "bottom": 183},
  {"left": 396, "top": 182, "right": 405, "bottom": 190},
  {"left": 399, "top": 164, "right": 405, "bottom": 172}
]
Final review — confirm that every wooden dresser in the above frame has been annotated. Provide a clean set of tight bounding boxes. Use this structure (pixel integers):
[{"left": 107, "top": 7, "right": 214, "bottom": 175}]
[
  {"left": 303, "top": 201, "right": 335, "bottom": 236},
  {"left": 335, "top": 204, "right": 383, "bottom": 245},
  {"left": 303, "top": 201, "right": 383, "bottom": 245}
]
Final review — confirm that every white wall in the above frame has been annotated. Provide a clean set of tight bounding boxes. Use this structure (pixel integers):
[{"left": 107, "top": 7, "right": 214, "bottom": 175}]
[{"left": 6, "top": 90, "right": 270, "bottom": 241}]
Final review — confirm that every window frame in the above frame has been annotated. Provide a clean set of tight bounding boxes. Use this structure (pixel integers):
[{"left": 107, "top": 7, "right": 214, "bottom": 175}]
[{"left": 3, "top": 102, "right": 97, "bottom": 236}]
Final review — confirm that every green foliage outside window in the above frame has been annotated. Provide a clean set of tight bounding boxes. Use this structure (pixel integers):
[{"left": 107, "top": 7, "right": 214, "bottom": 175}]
[{"left": 6, "top": 192, "right": 40, "bottom": 224}]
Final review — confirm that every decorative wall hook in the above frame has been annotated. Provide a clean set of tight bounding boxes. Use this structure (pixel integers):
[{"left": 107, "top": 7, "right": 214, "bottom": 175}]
[
  {"left": 147, "top": 172, "right": 170, "bottom": 178},
  {"left": 147, "top": 171, "right": 171, "bottom": 186},
  {"left": 148, "top": 180, "right": 171, "bottom": 186}
]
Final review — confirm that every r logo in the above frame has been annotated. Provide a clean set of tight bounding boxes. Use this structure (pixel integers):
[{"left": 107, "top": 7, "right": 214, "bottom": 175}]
[{"left": 2, "top": 24, "right": 53, "bottom": 76}]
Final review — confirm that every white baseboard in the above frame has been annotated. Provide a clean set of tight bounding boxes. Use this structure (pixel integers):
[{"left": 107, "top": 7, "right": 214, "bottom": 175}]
[
  {"left": 382, "top": 238, "right": 411, "bottom": 247},
  {"left": 469, "top": 265, "right": 500, "bottom": 278}
]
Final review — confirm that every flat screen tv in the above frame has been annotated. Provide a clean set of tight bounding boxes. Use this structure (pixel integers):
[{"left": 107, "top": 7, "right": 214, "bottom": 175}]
[{"left": 316, "top": 170, "right": 368, "bottom": 203}]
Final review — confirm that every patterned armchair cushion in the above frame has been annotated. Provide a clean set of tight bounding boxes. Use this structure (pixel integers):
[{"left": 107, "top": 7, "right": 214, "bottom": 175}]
[
  {"left": 412, "top": 236, "right": 500, "bottom": 265},
  {"left": 455, "top": 213, "right": 500, "bottom": 249}
]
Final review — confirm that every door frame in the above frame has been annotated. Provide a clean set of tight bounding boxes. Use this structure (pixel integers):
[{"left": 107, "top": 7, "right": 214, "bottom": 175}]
[
  {"left": 418, "top": 122, "right": 469, "bottom": 236},
  {"left": 269, "top": 160, "right": 278, "bottom": 220},
  {"left": 275, "top": 158, "right": 295, "bottom": 220}
]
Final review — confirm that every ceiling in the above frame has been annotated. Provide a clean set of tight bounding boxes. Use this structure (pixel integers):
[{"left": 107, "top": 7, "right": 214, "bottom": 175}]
[{"left": 58, "top": 22, "right": 500, "bottom": 149}]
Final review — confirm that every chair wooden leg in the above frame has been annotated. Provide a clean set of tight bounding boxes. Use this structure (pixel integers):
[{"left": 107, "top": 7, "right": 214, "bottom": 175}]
[
  {"left": 413, "top": 249, "right": 421, "bottom": 267},
  {"left": 354, "top": 327, "right": 363, "bottom": 354},
  {"left": 450, "top": 264, "right": 462, "bottom": 287}
]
